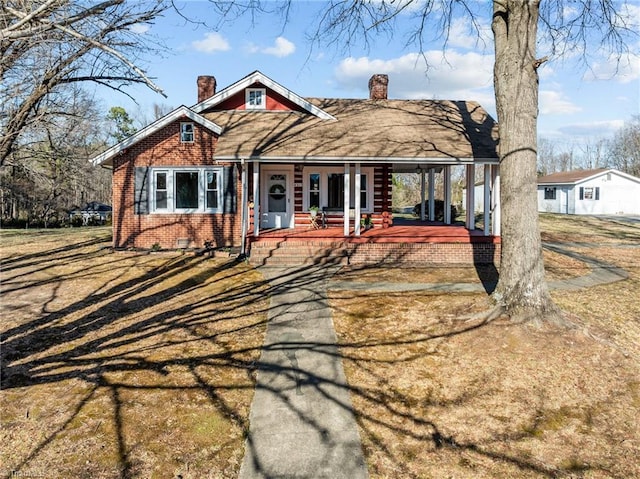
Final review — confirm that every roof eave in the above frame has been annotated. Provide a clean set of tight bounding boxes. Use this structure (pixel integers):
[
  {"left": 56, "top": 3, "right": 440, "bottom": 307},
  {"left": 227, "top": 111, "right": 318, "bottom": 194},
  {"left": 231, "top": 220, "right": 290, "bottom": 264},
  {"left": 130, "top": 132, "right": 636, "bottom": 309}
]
[
  {"left": 90, "top": 106, "right": 222, "bottom": 167},
  {"left": 213, "top": 155, "right": 499, "bottom": 164},
  {"left": 192, "top": 71, "right": 336, "bottom": 121}
]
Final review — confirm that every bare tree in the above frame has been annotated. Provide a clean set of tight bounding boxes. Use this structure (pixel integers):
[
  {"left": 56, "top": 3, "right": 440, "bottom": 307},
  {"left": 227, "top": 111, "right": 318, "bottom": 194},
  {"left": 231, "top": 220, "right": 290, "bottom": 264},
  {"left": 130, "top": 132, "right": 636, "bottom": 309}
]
[
  {"left": 0, "top": 85, "right": 111, "bottom": 225},
  {"left": 206, "top": 0, "right": 636, "bottom": 324},
  {"left": 0, "top": 0, "right": 169, "bottom": 166},
  {"left": 607, "top": 116, "right": 640, "bottom": 177}
]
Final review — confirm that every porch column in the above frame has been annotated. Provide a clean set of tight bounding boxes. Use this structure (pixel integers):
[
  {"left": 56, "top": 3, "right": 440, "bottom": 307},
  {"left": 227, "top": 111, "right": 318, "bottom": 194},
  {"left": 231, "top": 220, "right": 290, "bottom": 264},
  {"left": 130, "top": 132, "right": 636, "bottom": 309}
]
[
  {"left": 443, "top": 165, "right": 452, "bottom": 224},
  {"left": 491, "top": 165, "right": 501, "bottom": 236},
  {"left": 354, "top": 163, "right": 361, "bottom": 236},
  {"left": 253, "top": 161, "right": 260, "bottom": 237},
  {"left": 483, "top": 164, "right": 491, "bottom": 236},
  {"left": 428, "top": 168, "right": 435, "bottom": 221},
  {"left": 465, "top": 164, "right": 475, "bottom": 230},
  {"left": 240, "top": 160, "right": 248, "bottom": 255},
  {"left": 419, "top": 168, "right": 426, "bottom": 221},
  {"left": 343, "top": 163, "right": 350, "bottom": 236}
]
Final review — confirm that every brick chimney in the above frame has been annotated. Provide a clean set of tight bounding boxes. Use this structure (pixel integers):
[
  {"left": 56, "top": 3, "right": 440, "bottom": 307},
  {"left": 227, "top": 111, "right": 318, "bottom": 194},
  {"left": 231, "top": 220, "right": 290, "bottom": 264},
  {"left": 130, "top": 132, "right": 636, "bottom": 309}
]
[
  {"left": 368, "top": 74, "right": 388, "bottom": 100},
  {"left": 197, "top": 75, "right": 216, "bottom": 103}
]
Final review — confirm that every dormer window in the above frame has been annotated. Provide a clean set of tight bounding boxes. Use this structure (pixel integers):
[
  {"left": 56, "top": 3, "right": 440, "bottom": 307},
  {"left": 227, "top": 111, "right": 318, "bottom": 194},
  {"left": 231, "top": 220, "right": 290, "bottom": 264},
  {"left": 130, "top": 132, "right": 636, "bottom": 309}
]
[
  {"left": 246, "top": 88, "right": 266, "bottom": 109},
  {"left": 180, "top": 122, "right": 194, "bottom": 142}
]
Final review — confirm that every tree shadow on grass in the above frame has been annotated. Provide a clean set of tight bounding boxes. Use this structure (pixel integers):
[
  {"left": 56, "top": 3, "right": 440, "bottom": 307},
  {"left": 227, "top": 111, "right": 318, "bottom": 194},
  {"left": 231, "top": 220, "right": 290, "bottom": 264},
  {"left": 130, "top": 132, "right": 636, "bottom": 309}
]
[{"left": 1, "top": 236, "right": 629, "bottom": 479}]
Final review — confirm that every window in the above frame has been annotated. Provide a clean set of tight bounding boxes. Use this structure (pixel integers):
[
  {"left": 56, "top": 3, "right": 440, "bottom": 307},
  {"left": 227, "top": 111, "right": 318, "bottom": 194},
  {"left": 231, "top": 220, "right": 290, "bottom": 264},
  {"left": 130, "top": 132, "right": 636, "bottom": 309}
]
[
  {"left": 206, "top": 171, "right": 218, "bottom": 209},
  {"left": 544, "top": 187, "right": 556, "bottom": 200},
  {"left": 305, "top": 167, "right": 373, "bottom": 212},
  {"left": 309, "top": 173, "right": 320, "bottom": 209},
  {"left": 175, "top": 172, "right": 199, "bottom": 209},
  {"left": 359, "top": 173, "right": 368, "bottom": 209},
  {"left": 327, "top": 173, "right": 344, "bottom": 209},
  {"left": 246, "top": 88, "right": 266, "bottom": 109},
  {"left": 180, "top": 122, "right": 194, "bottom": 142},
  {"left": 150, "top": 168, "right": 222, "bottom": 213},
  {"left": 155, "top": 171, "right": 168, "bottom": 209},
  {"left": 580, "top": 186, "right": 600, "bottom": 200}
]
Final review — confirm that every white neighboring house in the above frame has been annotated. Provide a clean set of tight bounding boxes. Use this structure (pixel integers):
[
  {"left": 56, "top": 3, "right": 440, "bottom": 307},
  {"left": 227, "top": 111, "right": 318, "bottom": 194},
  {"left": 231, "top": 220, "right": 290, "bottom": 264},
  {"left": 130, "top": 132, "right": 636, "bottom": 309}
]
[{"left": 537, "top": 168, "right": 640, "bottom": 215}]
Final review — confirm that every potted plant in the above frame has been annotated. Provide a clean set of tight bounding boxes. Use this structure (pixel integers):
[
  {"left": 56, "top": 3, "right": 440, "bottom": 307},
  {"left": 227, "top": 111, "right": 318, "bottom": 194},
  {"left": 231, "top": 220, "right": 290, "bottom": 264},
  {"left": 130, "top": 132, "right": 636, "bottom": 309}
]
[
  {"left": 309, "top": 205, "right": 320, "bottom": 218},
  {"left": 361, "top": 215, "right": 373, "bottom": 230}
]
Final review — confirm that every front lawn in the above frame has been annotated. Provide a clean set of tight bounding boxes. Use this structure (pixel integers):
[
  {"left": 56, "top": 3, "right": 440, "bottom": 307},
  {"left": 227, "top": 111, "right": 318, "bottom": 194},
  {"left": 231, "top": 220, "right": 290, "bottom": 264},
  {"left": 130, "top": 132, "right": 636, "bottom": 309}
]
[
  {"left": 1, "top": 228, "right": 269, "bottom": 479},
  {"left": 329, "top": 214, "right": 640, "bottom": 478}
]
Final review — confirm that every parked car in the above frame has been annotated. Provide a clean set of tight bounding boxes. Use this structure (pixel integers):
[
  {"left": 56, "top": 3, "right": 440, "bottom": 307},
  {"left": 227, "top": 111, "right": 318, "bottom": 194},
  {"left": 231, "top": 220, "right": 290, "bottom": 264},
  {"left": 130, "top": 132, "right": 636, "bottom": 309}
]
[{"left": 413, "top": 200, "right": 457, "bottom": 221}]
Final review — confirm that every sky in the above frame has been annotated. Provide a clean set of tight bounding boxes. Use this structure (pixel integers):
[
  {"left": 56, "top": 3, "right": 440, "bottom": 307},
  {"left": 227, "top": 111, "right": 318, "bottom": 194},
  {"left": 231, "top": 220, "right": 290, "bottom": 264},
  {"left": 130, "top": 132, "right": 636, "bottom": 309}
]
[{"left": 104, "top": 0, "right": 640, "bottom": 156}]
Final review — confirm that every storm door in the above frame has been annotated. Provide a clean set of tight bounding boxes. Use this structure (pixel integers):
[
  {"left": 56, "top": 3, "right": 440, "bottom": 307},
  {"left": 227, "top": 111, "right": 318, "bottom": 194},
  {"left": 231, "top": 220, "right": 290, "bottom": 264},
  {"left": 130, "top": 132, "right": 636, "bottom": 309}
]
[{"left": 262, "top": 172, "right": 291, "bottom": 228}]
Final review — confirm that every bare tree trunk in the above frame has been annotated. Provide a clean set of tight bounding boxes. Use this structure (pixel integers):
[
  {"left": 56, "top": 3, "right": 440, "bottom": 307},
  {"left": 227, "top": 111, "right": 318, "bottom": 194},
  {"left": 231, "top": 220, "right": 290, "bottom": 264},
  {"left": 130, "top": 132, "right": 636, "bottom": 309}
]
[{"left": 491, "top": 0, "right": 563, "bottom": 325}]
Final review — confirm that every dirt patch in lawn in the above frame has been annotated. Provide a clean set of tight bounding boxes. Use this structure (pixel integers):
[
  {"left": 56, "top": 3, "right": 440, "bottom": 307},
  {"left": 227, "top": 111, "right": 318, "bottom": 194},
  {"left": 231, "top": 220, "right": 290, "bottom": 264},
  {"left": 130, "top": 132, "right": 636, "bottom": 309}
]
[
  {"left": 329, "top": 215, "right": 640, "bottom": 478},
  {"left": 1, "top": 228, "right": 270, "bottom": 479}
]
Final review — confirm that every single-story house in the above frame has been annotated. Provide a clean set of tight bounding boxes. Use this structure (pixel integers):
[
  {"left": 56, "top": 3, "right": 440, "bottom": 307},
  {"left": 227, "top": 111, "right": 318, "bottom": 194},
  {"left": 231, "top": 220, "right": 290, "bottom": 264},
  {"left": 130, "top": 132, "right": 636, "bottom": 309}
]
[
  {"left": 68, "top": 201, "right": 112, "bottom": 225},
  {"left": 461, "top": 181, "right": 487, "bottom": 214},
  {"left": 537, "top": 168, "right": 640, "bottom": 215},
  {"left": 91, "top": 70, "right": 501, "bottom": 265}
]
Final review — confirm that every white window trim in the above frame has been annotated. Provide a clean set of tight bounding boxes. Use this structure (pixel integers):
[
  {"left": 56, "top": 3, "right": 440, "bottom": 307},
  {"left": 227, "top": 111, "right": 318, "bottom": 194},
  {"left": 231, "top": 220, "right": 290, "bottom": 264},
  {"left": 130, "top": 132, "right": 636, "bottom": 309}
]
[
  {"left": 302, "top": 166, "right": 374, "bottom": 213},
  {"left": 246, "top": 88, "right": 266, "bottom": 110},
  {"left": 180, "top": 122, "right": 195, "bottom": 143},
  {"left": 150, "top": 167, "right": 223, "bottom": 213}
]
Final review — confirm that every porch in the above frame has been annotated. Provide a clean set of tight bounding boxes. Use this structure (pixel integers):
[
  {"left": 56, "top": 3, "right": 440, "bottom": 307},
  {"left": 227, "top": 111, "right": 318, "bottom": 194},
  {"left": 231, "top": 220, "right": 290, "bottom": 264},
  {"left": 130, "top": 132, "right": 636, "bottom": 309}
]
[{"left": 247, "top": 219, "right": 500, "bottom": 267}]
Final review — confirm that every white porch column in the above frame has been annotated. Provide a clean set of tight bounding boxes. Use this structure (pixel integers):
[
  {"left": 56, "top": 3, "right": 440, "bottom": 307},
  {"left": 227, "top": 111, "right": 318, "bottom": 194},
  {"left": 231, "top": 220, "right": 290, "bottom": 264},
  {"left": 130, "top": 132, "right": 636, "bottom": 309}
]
[
  {"left": 466, "top": 164, "right": 475, "bottom": 230},
  {"left": 354, "top": 163, "right": 361, "bottom": 236},
  {"left": 483, "top": 164, "right": 491, "bottom": 236},
  {"left": 240, "top": 160, "right": 248, "bottom": 255},
  {"left": 253, "top": 161, "right": 260, "bottom": 237},
  {"left": 491, "top": 165, "right": 501, "bottom": 236},
  {"left": 428, "top": 168, "right": 435, "bottom": 221},
  {"left": 444, "top": 165, "right": 452, "bottom": 224},
  {"left": 343, "top": 163, "right": 350, "bottom": 236},
  {"left": 419, "top": 168, "right": 426, "bottom": 221}
]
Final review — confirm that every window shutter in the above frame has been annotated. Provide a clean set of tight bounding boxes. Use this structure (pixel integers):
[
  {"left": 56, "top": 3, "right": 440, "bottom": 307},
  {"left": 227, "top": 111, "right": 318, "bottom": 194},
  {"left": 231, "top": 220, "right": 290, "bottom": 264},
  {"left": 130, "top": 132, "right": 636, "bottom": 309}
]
[
  {"left": 595, "top": 187, "right": 600, "bottom": 200},
  {"left": 579, "top": 187, "right": 584, "bottom": 200},
  {"left": 134, "top": 167, "right": 150, "bottom": 214},
  {"left": 223, "top": 166, "right": 237, "bottom": 213}
]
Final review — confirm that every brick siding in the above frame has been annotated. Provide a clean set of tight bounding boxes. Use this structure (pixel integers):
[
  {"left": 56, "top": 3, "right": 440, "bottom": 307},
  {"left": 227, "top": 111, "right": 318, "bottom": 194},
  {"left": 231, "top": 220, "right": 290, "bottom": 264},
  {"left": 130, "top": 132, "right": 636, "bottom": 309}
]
[{"left": 112, "top": 118, "right": 242, "bottom": 250}]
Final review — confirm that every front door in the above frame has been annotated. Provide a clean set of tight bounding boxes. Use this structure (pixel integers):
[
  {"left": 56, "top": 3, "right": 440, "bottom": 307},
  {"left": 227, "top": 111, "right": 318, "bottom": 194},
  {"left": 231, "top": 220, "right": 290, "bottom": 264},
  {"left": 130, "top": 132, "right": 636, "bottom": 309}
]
[{"left": 262, "top": 171, "right": 291, "bottom": 229}]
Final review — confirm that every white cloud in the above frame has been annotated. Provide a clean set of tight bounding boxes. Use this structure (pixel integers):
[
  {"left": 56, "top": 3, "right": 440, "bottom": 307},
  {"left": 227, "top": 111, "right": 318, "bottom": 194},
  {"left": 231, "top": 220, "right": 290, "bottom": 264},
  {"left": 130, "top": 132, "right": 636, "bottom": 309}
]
[
  {"left": 247, "top": 37, "right": 296, "bottom": 57},
  {"left": 445, "top": 16, "right": 493, "bottom": 51},
  {"left": 262, "top": 37, "right": 296, "bottom": 57},
  {"left": 129, "top": 24, "right": 150, "bottom": 35},
  {"left": 192, "top": 32, "right": 231, "bottom": 53},
  {"left": 334, "top": 51, "right": 494, "bottom": 104},
  {"left": 539, "top": 90, "right": 582, "bottom": 115},
  {"left": 557, "top": 120, "right": 625, "bottom": 138},
  {"left": 583, "top": 52, "right": 640, "bottom": 84}
]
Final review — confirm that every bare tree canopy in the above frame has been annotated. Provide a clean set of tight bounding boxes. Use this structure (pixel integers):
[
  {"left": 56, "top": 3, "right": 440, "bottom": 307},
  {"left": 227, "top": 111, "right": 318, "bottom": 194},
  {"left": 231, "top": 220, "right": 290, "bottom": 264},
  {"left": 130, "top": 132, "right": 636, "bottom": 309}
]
[
  {"left": 0, "top": 0, "right": 170, "bottom": 166},
  {"left": 607, "top": 116, "right": 640, "bottom": 177}
]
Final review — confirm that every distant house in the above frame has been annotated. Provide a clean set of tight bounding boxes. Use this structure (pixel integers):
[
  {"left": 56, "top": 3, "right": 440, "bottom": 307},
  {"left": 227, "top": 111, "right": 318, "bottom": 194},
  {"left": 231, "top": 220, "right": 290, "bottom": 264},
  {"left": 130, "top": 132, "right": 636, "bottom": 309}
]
[
  {"left": 69, "top": 201, "right": 112, "bottom": 225},
  {"left": 537, "top": 168, "right": 640, "bottom": 215}
]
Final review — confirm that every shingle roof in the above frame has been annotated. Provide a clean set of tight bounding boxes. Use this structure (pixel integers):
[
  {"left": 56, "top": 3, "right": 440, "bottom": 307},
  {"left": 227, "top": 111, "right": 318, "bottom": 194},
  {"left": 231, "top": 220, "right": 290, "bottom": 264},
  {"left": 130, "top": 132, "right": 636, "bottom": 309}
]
[
  {"left": 537, "top": 169, "right": 609, "bottom": 185},
  {"left": 204, "top": 98, "right": 499, "bottom": 163}
]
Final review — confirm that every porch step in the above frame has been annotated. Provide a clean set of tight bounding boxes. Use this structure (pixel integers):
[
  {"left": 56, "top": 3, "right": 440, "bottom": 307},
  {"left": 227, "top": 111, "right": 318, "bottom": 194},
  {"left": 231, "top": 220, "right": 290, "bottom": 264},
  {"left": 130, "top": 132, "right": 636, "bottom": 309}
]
[{"left": 248, "top": 240, "right": 350, "bottom": 267}]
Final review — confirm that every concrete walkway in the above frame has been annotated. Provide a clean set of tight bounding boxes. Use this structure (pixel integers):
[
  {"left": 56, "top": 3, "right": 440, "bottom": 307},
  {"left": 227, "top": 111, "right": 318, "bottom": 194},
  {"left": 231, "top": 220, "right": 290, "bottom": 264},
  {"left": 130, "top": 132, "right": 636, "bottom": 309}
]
[
  {"left": 239, "top": 266, "right": 368, "bottom": 479},
  {"left": 238, "top": 243, "right": 630, "bottom": 478}
]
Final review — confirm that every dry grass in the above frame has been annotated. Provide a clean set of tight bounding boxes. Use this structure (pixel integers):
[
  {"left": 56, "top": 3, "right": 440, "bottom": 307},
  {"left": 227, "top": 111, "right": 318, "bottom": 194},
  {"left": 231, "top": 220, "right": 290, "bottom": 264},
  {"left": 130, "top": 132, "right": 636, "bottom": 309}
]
[
  {"left": 2, "top": 214, "right": 639, "bottom": 479},
  {"left": 329, "top": 214, "right": 640, "bottom": 478},
  {"left": 1, "top": 228, "right": 269, "bottom": 479},
  {"left": 539, "top": 213, "right": 639, "bottom": 244}
]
